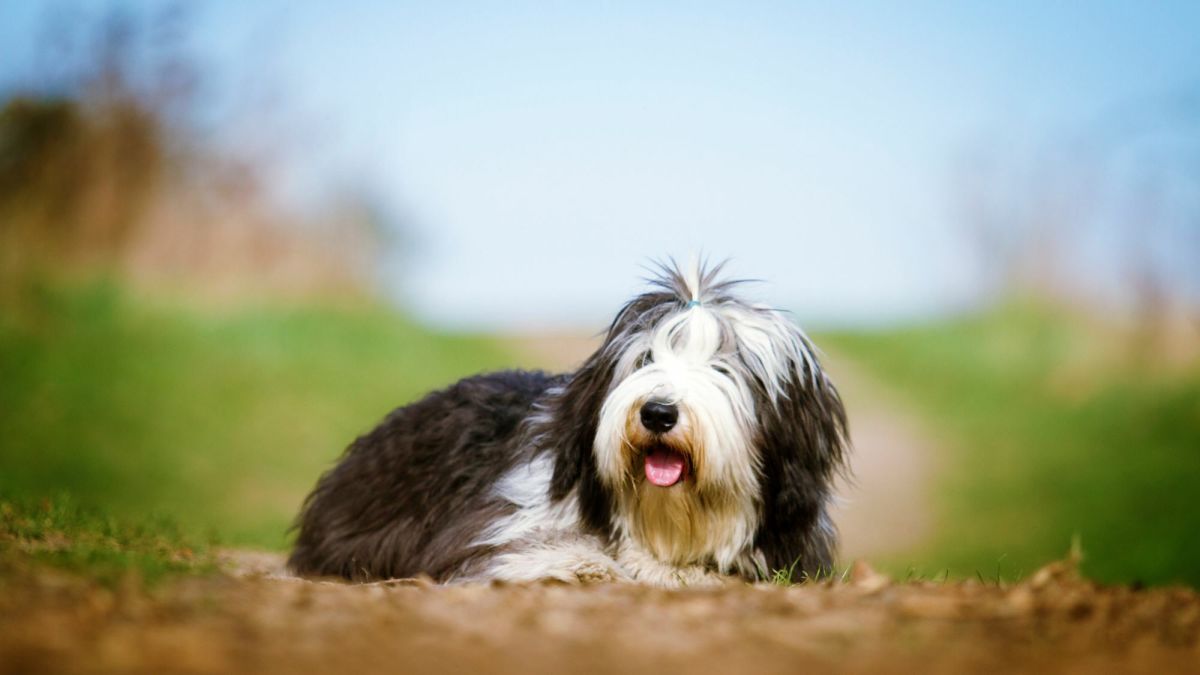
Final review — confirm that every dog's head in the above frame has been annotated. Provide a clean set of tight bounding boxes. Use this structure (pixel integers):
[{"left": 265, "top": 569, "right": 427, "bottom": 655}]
[{"left": 548, "top": 260, "right": 848, "bottom": 575}]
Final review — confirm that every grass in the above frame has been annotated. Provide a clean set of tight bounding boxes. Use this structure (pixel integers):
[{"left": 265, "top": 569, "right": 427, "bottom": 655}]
[
  {"left": 5, "top": 281, "right": 1195, "bottom": 589},
  {"left": 0, "top": 493, "right": 215, "bottom": 587},
  {"left": 0, "top": 280, "right": 517, "bottom": 552},
  {"left": 822, "top": 300, "right": 1200, "bottom": 587}
]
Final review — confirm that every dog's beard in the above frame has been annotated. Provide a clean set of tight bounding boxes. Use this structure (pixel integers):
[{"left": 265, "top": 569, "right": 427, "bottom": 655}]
[
  {"left": 599, "top": 405, "right": 761, "bottom": 569},
  {"left": 628, "top": 467, "right": 752, "bottom": 567}
]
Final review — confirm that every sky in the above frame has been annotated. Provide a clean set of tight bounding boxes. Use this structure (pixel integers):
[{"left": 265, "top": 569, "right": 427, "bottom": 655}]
[{"left": 2, "top": 1, "right": 1198, "bottom": 329}]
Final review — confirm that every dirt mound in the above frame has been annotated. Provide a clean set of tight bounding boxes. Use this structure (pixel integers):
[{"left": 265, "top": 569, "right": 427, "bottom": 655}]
[{"left": 2, "top": 554, "right": 1197, "bottom": 675}]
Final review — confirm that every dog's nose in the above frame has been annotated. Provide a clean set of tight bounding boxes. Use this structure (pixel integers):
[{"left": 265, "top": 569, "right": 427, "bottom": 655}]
[{"left": 639, "top": 400, "right": 679, "bottom": 434}]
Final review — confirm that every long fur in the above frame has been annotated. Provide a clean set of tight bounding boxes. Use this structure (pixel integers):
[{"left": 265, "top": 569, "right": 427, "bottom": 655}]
[{"left": 289, "top": 260, "right": 849, "bottom": 586}]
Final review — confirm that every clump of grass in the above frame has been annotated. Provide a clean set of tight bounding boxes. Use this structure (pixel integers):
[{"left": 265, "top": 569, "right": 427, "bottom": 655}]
[
  {"left": 768, "top": 559, "right": 803, "bottom": 586},
  {"left": 902, "top": 567, "right": 952, "bottom": 584},
  {"left": 768, "top": 559, "right": 851, "bottom": 586},
  {"left": 0, "top": 493, "right": 216, "bottom": 587}
]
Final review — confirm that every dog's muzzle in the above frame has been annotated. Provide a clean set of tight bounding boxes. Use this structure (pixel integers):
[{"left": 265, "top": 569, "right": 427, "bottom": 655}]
[{"left": 638, "top": 400, "right": 689, "bottom": 487}]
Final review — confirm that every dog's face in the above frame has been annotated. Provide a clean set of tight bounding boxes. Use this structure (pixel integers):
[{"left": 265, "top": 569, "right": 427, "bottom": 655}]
[{"left": 549, "top": 262, "right": 847, "bottom": 574}]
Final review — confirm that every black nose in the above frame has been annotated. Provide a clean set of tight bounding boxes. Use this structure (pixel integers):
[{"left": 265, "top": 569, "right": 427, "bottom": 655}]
[{"left": 639, "top": 400, "right": 679, "bottom": 434}]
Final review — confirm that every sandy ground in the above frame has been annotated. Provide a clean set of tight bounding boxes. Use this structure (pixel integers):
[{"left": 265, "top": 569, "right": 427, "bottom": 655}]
[{"left": 2, "top": 553, "right": 1197, "bottom": 675}]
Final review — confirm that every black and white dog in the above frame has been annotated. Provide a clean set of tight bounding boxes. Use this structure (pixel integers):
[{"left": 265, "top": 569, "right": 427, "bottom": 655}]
[{"left": 289, "top": 261, "right": 849, "bottom": 587}]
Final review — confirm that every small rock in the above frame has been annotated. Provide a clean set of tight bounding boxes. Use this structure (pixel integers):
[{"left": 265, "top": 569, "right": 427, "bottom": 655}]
[
  {"left": 1004, "top": 586, "right": 1036, "bottom": 615},
  {"left": 849, "top": 560, "right": 890, "bottom": 592}
]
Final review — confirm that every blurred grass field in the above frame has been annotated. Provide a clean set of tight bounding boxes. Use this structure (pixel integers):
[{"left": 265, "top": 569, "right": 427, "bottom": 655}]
[
  {"left": 824, "top": 302, "right": 1200, "bottom": 587},
  {"left": 3, "top": 283, "right": 1198, "bottom": 588},
  {"left": 0, "top": 282, "right": 515, "bottom": 552}
]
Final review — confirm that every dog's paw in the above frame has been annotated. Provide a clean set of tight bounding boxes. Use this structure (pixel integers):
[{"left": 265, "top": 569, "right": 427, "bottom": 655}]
[
  {"left": 672, "top": 566, "right": 735, "bottom": 588},
  {"left": 482, "top": 536, "right": 630, "bottom": 585},
  {"left": 617, "top": 544, "right": 736, "bottom": 588},
  {"left": 572, "top": 560, "right": 624, "bottom": 584}
]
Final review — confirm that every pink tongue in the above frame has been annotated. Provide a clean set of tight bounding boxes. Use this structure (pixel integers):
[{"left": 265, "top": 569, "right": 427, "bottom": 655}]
[{"left": 644, "top": 448, "right": 686, "bottom": 487}]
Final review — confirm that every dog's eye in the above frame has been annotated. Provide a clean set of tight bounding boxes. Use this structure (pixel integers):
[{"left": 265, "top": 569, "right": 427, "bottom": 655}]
[
  {"left": 636, "top": 352, "right": 654, "bottom": 369},
  {"left": 713, "top": 364, "right": 735, "bottom": 379}
]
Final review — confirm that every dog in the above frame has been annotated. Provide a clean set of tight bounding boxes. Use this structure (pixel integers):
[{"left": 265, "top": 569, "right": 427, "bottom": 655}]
[{"left": 288, "top": 260, "right": 849, "bottom": 587}]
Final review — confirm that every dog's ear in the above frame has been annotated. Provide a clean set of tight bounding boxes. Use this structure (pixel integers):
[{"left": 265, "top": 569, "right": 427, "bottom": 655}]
[
  {"left": 546, "top": 292, "right": 670, "bottom": 535},
  {"left": 754, "top": 334, "right": 849, "bottom": 578},
  {"left": 546, "top": 345, "right": 618, "bottom": 534}
]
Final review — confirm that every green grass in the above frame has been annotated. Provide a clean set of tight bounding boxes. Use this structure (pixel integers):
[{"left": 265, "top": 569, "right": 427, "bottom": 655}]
[
  {"left": 0, "top": 493, "right": 215, "bottom": 587},
  {"left": 822, "top": 301, "right": 1200, "bottom": 587},
  {"left": 767, "top": 561, "right": 853, "bottom": 586},
  {"left": 6, "top": 281, "right": 1195, "bottom": 589},
  {"left": 0, "top": 281, "right": 517, "bottom": 552}
]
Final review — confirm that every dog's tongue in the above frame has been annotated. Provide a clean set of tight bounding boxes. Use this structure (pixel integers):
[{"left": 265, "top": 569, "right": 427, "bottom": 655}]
[{"left": 644, "top": 447, "right": 686, "bottom": 487}]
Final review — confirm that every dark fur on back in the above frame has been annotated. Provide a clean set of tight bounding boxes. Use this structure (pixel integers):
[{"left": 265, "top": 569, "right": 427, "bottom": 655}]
[{"left": 288, "top": 370, "right": 560, "bottom": 581}]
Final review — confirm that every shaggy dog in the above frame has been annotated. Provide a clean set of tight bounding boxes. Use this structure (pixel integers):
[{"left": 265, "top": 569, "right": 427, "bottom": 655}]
[{"left": 289, "top": 261, "right": 849, "bottom": 586}]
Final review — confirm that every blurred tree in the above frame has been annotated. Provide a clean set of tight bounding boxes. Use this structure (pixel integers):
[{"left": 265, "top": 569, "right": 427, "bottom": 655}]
[
  {"left": 0, "top": 93, "right": 162, "bottom": 282},
  {"left": 954, "top": 84, "right": 1200, "bottom": 363},
  {"left": 0, "top": 6, "right": 174, "bottom": 286},
  {"left": 0, "top": 3, "right": 386, "bottom": 305}
]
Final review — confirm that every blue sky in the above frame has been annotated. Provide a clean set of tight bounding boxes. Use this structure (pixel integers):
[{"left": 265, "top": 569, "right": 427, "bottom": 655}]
[{"left": 3, "top": 2, "right": 1198, "bottom": 329}]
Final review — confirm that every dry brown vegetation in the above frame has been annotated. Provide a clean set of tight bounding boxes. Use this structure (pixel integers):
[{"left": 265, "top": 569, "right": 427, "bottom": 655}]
[{"left": 0, "top": 8, "right": 382, "bottom": 305}]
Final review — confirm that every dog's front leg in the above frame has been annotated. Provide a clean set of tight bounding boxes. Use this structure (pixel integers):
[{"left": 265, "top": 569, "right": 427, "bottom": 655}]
[
  {"left": 471, "top": 533, "right": 630, "bottom": 584},
  {"left": 615, "top": 542, "right": 735, "bottom": 588}
]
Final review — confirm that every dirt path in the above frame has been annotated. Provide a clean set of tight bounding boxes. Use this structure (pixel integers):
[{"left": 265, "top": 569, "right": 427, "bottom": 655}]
[
  {"left": 3, "top": 554, "right": 1198, "bottom": 675},
  {"left": 502, "top": 334, "right": 939, "bottom": 563},
  {"left": 822, "top": 350, "right": 937, "bottom": 561}
]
